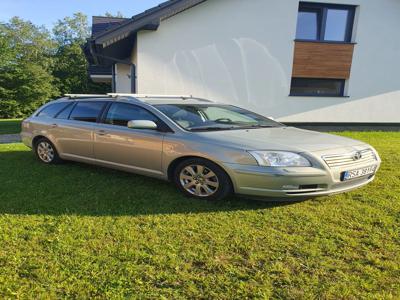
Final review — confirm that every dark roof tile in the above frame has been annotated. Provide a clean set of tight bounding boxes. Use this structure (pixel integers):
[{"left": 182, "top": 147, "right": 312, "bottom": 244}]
[
  {"left": 93, "top": 0, "right": 207, "bottom": 43},
  {"left": 92, "top": 16, "right": 130, "bottom": 37}
]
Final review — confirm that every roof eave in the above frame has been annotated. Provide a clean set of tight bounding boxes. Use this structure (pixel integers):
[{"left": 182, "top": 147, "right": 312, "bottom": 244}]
[
  {"left": 93, "top": 0, "right": 207, "bottom": 47},
  {"left": 94, "top": 18, "right": 160, "bottom": 47}
]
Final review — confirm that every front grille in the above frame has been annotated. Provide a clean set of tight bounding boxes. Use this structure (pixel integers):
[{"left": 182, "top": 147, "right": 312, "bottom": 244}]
[{"left": 322, "top": 149, "right": 377, "bottom": 168}]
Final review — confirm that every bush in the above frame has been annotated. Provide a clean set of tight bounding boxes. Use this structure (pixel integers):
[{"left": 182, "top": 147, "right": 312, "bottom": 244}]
[{"left": 0, "top": 100, "right": 24, "bottom": 119}]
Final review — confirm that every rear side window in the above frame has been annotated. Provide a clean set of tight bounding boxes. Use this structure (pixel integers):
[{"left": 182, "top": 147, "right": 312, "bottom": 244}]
[
  {"left": 69, "top": 102, "right": 106, "bottom": 123},
  {"left": 37, "top": 102, "right": 70, "bottom": 118},
  {"left": 105, "top": 103, "right": 159, "bottom": 127},
  {"left": 56, "top": 103, "right": 74, "bottom": 119}
]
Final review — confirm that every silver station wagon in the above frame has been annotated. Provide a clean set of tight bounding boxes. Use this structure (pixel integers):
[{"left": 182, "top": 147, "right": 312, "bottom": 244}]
[{"left": 21, "top": 94, "right": 381, "bottom": 201}]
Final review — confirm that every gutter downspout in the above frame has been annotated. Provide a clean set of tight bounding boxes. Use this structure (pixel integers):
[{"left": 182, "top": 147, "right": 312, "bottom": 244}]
[
  {"left": 130, "top": 64, "right": 136, "bottom": 94},
  {"left": 111, "top": 64, "right": 116, "bottom": 93}
]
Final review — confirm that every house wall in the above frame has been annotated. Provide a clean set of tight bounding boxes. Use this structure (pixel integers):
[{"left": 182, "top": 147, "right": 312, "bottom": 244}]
[{"left": 134, "top": 0, "right": 400, "bottom": 123}]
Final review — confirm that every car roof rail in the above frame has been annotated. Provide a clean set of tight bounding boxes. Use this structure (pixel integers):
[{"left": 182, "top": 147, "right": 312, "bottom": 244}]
[
  {"left": 63, "top": 93, "right": 214, "bottom": 103},
  {"left": 65, "top": 94, "right": 111, "bottom": 99},
  {"left": 107, "top": 93, "right": 193, "bottom": 99}
]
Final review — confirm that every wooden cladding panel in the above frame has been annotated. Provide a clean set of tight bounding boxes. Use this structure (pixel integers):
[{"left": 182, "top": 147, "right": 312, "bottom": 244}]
[{"left": 292, "top": 42, "right": 355, "bottom": 79}]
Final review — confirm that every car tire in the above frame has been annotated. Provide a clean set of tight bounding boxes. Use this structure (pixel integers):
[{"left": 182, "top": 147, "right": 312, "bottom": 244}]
[
  {"left": 34, "top": 138, "right": 63, "bottom": 165},
  {"left": 173, "top": 158, "right": 233, "bottom": 201}
]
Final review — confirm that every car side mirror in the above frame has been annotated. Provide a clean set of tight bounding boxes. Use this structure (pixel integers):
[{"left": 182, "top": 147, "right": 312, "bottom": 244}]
[{"left": 127, "top": 120, "right": 158, "bottom": 130}]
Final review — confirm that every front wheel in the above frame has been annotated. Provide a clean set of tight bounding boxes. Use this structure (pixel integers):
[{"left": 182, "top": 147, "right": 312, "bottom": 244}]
[{"left": 173, "top": 158, "right": 233, "bottom": 201}]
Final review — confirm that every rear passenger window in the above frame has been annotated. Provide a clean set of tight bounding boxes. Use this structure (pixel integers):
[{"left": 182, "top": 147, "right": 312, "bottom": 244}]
[
  {"left": 56, "top": 103, "right": 74, "bottom": 119},
  {"left": 69, "top": 102, "right": 106, "bottom": 123},
  {"left": 37, "top": 102, "right": 70, "bottom": 118}
]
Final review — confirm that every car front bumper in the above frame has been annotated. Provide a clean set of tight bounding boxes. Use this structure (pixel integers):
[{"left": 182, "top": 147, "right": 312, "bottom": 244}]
[{"left": 224, "top": 161, "right": 380, "bottom": 199}]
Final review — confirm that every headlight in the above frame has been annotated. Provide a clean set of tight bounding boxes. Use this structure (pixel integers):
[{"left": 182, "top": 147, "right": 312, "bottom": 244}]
[{"left": 248, "top": 151, "right": 311, "bottom": 167}]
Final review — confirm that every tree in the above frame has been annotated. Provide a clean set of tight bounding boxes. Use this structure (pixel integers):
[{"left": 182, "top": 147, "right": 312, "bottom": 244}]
[
  {"left": 0, "top": 13, "right": 111, "bottom": 118},
  {"left": 53, "top": 12, "right": 90, "bottom": 46},
  {"left": 0, "top": 17, "right": 58, "bottom": 118},
  {"left": 104, "top": 11, "right": 125, "bottom": 18},
  {"left": 52, "top": 13, "right": 110, "bottom": 96}
]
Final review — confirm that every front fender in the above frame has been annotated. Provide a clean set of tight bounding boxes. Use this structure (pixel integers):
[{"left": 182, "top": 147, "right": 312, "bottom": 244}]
[{"left": 162, "top": 137, "right": 257, "bottom": 189}]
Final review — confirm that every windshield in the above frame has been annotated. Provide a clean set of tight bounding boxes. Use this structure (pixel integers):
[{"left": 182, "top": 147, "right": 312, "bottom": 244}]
[{"left": 154, "top": 104, "right": 283, "bottom": 131}]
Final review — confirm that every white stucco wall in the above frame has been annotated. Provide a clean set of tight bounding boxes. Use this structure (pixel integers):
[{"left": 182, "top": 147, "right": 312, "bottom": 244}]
[{"left": 135, "top": 0, "right": 400, "bottom": 123}]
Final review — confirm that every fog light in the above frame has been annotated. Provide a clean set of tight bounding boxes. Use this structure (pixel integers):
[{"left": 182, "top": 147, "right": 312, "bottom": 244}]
[{"left": 282, "top": 185, "right": 299, "bottom": 190}]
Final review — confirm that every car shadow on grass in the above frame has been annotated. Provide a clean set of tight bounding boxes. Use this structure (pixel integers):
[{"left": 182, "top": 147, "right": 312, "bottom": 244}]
[{"left": 0, "top": 149, "right": 304, "bottom": 217}]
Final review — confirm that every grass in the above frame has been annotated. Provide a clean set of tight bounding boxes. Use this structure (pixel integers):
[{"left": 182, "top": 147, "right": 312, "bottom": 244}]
[
  {"left": 0, "top": 132, "right": 399, "bottom": 299},
  {"left": 0, "top": 119, "right": 22, "bottom": 134}
]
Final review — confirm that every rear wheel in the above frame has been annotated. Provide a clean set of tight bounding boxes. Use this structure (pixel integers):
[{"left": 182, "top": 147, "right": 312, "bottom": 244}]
[
  {"left": 173, "top": 158, "right": 232, "bottom": 201},
  {"left": 34, "top": 138, "right": 62, "bottom": 164}
]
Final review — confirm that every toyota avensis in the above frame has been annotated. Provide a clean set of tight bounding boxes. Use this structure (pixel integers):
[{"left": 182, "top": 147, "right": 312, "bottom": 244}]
[{"left": 21, "top": 94, "right": 381, "bottom": 201}]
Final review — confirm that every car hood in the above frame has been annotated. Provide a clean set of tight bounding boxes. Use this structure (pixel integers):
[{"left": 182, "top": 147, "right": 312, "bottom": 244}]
[{"left": 195, "top": 127, "right": 367, "bottom": 153}]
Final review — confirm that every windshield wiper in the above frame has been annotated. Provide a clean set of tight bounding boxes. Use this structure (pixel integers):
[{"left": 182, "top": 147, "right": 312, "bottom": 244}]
[
  {"left": 239, "top": 124, "right": 276, "bottom": 129},
  {"left": 189, "top": 126, "right": 236, "bottom": 132}
]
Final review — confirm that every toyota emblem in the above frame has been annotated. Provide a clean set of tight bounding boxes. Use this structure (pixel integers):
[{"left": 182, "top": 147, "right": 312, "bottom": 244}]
[{"left": 353, "top": 151, "right": 363, "bottom": 161}]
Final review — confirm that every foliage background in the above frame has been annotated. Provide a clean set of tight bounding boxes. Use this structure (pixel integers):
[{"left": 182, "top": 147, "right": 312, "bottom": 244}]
[{"left": 0, "top": 13, "right": 110, "bottom": 118}]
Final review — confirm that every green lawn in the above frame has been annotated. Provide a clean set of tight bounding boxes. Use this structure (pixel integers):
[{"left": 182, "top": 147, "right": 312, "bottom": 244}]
[
  {"left": 0, "top": 132, "right": 399, "bottom": 299},
  {"left": 0, "top": 119, "right": 22, "bottom": 134}
]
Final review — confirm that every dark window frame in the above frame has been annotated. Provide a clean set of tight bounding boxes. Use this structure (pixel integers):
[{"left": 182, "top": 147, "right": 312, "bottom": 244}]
[
  {"left": 296, "top": 2, "right": 356, "bottom": 43},
  {"left": 101, "top": 102, "right": 173, "bottom": 133},
  {"left": 290, "top": 78, "right": 346, "bottom": 97}
]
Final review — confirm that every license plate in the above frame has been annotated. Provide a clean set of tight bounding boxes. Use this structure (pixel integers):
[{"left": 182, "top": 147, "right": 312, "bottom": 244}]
[{"left": 342, "top": 165, "right": 377, "bottom": 181}]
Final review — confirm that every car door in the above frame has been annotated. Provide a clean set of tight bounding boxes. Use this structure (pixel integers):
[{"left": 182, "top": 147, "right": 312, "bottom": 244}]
[
  {"left": 52, "top": 101, "right": 107, "bottom": 160},
  {"left": 93, "top": 102, "right": 166, "bottom": 176}
]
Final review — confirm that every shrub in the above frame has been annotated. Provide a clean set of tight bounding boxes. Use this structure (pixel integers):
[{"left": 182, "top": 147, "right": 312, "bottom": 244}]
[{"left": 0, "top": 100, "right": 24, "bottom": 119}]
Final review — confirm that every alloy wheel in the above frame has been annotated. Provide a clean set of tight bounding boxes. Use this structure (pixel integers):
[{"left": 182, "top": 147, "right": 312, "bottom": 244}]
[
  {"left": 179, "top": 165, "right": 219, "bottom": 197},
  {"left": 37, "top": 141, "right": 55, "bottom": 163}
]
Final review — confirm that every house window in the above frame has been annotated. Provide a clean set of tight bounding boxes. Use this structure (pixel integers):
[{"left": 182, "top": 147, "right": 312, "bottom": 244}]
[
  {"left": 296, "top": 2, "right": 356, "bottom": 43},
  {"left": 290, "top": 78, "right": 345, "bottom": 97}
]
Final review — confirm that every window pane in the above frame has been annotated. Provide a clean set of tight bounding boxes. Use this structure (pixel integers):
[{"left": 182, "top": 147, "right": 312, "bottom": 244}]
[
  {"left": 69, "top": 102, "right": 106, "bottom": 123},
  {"left": 204, "top": 107, "right": 258, "bottom": 124},
  {"left": 155, "top": 105, "right": 205, "bottom": 129},
  {"left": 37, "top": 102, "right": 70, "bottom": 118},
  {"left": 290, "top": 78, "right": 345, "bottom": 96},
  {"left": 105, "top": 103, "right": 158, "bottom": 127},
  {"left": 155, "top": 104, "right": 281, "bottom": 130},
  {"left": 296, "top": 10, "right": 319, "bottom": 40},
  {"left": 56, "top": 103, "right": 74, "bottom": 119},
  {"left": 324, "top": 9, "right": 350, "bottom": 42}
]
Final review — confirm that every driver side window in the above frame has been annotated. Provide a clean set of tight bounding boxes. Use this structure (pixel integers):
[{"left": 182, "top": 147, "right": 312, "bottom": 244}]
[{"left": 105, "top": 103, "right": 159, "bottom": 127}]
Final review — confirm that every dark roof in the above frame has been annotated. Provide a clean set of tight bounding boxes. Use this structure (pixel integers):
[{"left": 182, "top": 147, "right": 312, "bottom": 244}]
[
  {"left": 92, "top": 0, "right": 207, "bottom": 46},
  {"left": 129, "top": 0, "right": 205, "bottom": 22},
  {"left": 92, "top": 16, "right": 130, "bottom": 37},
  {"left": 85, "top": 0, "right": 208, "bottom": 67}
]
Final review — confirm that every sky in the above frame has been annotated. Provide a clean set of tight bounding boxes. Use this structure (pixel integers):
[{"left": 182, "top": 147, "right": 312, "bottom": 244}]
[{"left": 0, "top": 0, "right": 166, "bottom": 28}]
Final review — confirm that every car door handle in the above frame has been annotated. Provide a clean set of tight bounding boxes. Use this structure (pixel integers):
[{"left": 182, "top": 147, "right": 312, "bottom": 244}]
[{"left": 97, "top": 130, "right": 107, "bottom": 136}]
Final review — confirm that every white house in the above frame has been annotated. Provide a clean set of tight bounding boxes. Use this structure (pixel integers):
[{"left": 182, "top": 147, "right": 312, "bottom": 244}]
[{"left": 84, "top": 0, "right": 400, "bottom": 128}]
